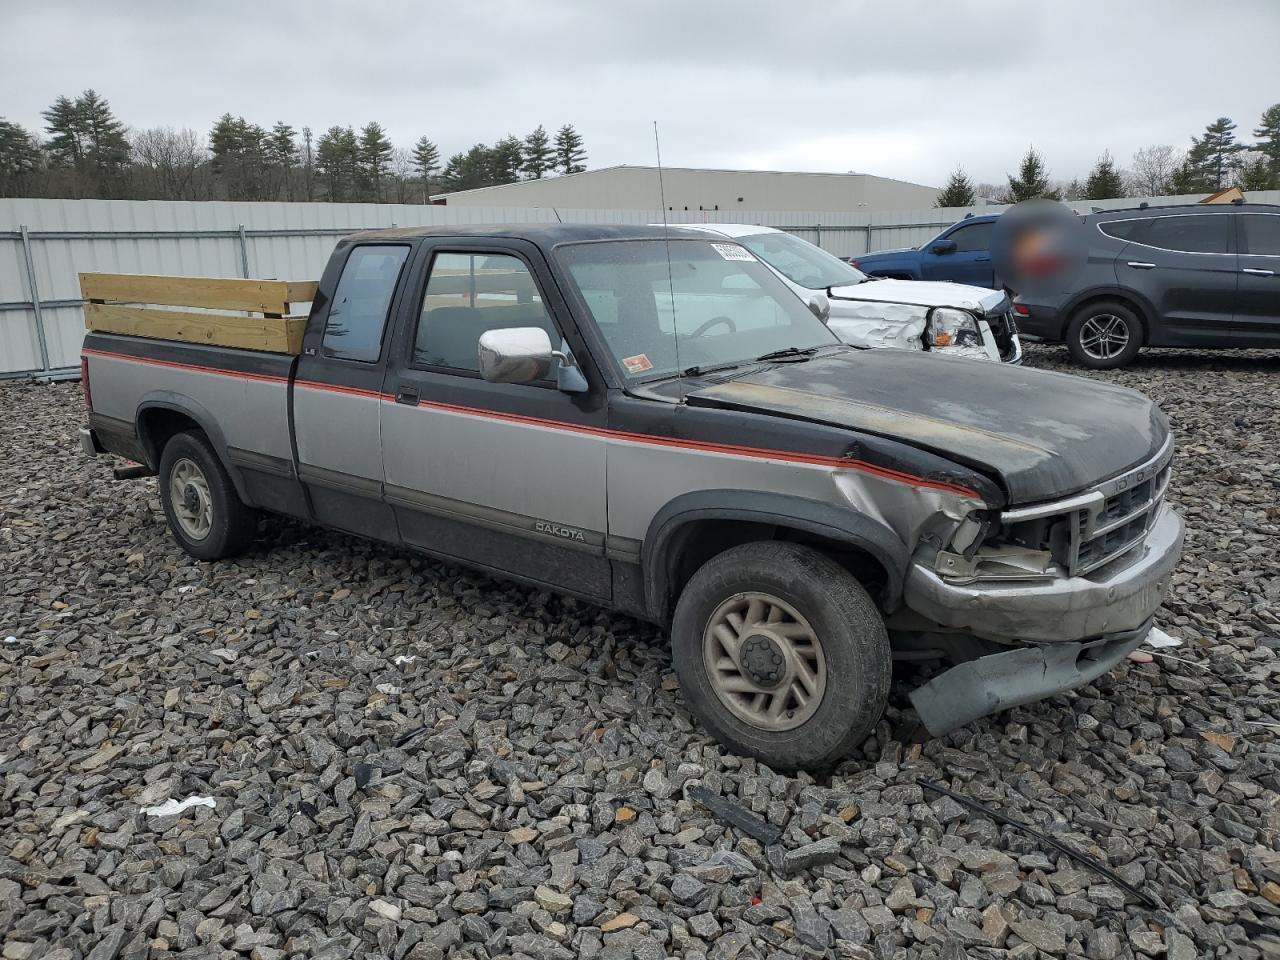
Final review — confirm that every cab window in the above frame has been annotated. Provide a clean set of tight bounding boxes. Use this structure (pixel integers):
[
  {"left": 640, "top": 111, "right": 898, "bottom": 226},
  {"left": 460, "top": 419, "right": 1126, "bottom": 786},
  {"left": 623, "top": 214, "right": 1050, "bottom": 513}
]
[
  {"left": 1240, "top": 214, "right": 1280, "bottom": 256},
  {"left": 414, "top": 252, "right": 560, "bottom": 374},
  {"left": 322, "top": 245, "right": 410, "bottom": 362},
  {"left": 945, "top": 221, "right": 993, "bottom": 252}
]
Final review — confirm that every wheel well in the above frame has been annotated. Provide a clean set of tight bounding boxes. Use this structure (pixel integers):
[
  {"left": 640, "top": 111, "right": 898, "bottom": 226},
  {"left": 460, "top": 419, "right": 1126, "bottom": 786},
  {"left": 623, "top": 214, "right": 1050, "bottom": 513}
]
[
  {"left": 663, "top": 519, "right": 891, "bottom": 622},
  {"left": 137, "top": 408, "right": 204, "bottom": 467},
  {"left": 1069, "top": 293, "right": 1150, "bottom": 340}
]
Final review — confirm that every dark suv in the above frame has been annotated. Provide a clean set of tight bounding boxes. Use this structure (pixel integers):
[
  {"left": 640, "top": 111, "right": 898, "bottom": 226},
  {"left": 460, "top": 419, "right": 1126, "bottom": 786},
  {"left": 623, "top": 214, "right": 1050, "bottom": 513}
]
[{"left": 1014, "top": 202, "right": 1280, "bottom": 368}]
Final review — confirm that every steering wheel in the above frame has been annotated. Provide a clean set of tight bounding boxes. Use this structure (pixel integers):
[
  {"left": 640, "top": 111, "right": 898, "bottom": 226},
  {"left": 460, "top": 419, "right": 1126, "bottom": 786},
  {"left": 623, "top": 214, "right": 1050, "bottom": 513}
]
[{"left": 690, "top": 315, "right": 737, "bottom": 338}]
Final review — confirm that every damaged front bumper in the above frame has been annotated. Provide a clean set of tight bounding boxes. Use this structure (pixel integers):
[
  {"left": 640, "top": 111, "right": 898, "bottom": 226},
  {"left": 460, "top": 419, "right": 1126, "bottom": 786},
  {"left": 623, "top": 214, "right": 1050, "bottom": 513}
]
[
  {"left": 908, "top": 622, "right": 1149, "bottom": 736},
  {"left": 904, "top": 504, "right": 1184, "bottom": 644}
]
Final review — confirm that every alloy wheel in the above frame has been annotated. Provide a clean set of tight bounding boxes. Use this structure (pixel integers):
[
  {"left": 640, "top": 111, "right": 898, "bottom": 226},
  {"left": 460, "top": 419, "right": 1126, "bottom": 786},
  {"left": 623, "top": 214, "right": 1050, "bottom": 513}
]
[{"left": 1079, "top": 313, "right": 1131, "bottom": 360}]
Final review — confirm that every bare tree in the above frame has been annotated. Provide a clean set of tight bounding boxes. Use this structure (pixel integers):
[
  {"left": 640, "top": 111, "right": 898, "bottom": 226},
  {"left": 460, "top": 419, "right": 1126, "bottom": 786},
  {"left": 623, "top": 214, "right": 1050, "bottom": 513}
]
[
  {"left": 131, "top": 127, "right": 210, "bottom": 199},
  {"left": 1129, "top": 145, "right": 1181, "bottom": 197},
  {"left": 389, "top": 147, "right": 416, "bottom": 203}
]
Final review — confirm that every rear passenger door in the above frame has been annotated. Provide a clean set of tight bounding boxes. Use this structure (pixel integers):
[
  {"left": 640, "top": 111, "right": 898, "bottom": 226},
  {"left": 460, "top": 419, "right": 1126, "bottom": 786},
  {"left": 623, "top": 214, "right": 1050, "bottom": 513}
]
[
  {"left": 1235, "top": 212, "right": 1280, "bottom": 345},
  {"left": 379, "top": 238, "right": 612, "bottom": 599},
  {"left": 293, "top": 241, "right": 411, "bottom": 540},
  {"left": 922, "top": 220, "right": 995, "bottom": 287},
  {"left": 1115, "top": 213, "right": 1236, "bottom": 346}
]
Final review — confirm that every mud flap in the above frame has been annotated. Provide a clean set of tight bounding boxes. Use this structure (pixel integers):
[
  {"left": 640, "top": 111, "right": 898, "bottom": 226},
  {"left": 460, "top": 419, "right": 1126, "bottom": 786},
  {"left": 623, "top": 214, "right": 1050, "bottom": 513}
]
[{"left": 908, "top": 623, "right": 1150, "bottom": 736}]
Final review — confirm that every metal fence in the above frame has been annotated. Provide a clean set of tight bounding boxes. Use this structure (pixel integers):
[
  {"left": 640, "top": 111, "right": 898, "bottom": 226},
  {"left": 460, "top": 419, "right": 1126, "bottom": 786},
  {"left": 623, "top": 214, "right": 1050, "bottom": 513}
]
[{"left": 5, "top": 190, "right": 1278, "bottom": 377}]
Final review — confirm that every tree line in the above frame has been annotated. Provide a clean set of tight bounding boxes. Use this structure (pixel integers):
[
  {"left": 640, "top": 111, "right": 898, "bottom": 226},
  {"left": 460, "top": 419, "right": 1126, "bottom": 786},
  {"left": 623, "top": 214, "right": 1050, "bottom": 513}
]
[
  {"left": 0, "top": 89, "right": 589, "bottom": 202},
  {"left": 934, "top": 106, "right": 1280, "bottom": 207}
]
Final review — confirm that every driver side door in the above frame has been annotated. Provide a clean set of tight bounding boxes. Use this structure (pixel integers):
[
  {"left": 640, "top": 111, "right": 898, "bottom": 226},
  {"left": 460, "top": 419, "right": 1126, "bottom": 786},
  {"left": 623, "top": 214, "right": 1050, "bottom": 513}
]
[
  {"left": 922, "top": 220, "right": 995, "bottom": 287},
  {"left": 378, "top": 238, "right": 612, "bottom": 599}
]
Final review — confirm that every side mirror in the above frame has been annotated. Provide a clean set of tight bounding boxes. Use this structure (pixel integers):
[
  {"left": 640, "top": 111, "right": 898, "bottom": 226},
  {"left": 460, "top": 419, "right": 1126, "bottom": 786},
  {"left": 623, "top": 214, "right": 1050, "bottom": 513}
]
[
  {"left": 478, "top": 327, "right": 562, "bottom": 384},
  {"left": 807, "top": 293, "right": 831, "bottom": 323},
  {"left": 931, "top": 239, "right": 958, "bottom": 255}
]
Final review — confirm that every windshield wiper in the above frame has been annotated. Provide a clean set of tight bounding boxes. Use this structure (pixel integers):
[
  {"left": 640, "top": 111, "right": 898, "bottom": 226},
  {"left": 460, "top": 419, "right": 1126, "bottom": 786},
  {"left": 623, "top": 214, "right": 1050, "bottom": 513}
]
[
  {"left": 754, "top": 346, "right": 818, "bottom": 363},
  {"left": 680, "top": 361, "right": 741, "bottom": 377}
]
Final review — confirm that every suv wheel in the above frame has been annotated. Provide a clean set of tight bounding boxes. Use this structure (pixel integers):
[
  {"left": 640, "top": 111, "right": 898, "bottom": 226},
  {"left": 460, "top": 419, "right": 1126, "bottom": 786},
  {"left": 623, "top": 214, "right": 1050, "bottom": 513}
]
[
  {"left": 671, "top": 541, "right": 891, "bottom": 771},
  {"left": 1066, "top": 301, "right": 1143, "bottom": 369},
  {"left": 158, "top": 430, "right": 258, "bottom": 560}
]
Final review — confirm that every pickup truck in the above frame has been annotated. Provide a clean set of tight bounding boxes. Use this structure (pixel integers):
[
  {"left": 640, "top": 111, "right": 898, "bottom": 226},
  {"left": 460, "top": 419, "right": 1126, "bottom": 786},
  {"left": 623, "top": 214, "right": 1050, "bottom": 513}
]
[
  {"left": 852, "top": 213, "right": 1001, "bottom": 288},
  {"left": 680, "top": 224, "right": 1020, "bottom": 362},
  {"left": 79, "top": 224, "right": 1184, "bottom": 770}
]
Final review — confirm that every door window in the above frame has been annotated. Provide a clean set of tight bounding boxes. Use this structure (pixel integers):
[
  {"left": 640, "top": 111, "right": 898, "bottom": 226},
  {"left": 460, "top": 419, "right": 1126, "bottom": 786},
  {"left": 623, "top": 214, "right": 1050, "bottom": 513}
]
[
  {"left": 1098, "top": 219, "right": 1147, "bottom": 241},
  {"left": 322, "top": 245, "right": 410, "bottom": 362},
  {"left": 945, "top": 221, "right": 993, "bottom": 252},
  {"left": 1144, "top": 215, "right": 1229, "bottom": 254},
  {"left": 414, "top": 252, "right": 559, "bottom": 373},
  {"left": 1240, "top": 215, "right": 1280, "bottom": 256}
]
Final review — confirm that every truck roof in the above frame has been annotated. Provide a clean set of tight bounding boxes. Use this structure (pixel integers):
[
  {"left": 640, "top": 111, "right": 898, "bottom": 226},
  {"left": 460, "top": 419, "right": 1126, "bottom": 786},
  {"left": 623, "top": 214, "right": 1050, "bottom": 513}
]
[{"left": 345, "top": 223, "right": 720, "bottom": 245}]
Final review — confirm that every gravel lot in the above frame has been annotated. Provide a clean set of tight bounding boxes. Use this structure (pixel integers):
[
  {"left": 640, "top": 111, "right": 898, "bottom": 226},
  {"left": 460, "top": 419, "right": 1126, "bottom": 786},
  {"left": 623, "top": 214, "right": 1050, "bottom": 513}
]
[{"left": 2, "top": 345, "right": 1279, "bottom": 960}]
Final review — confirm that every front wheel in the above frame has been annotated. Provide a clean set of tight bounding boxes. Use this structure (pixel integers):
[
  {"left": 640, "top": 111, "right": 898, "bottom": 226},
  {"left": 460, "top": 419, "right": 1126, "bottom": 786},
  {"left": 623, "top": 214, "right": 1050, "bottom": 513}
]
[
  {"left": 158, "top": 430, "right": 258, "bottom": 561},
  {"left": 671, "top": 541, "right": 891, "bottom": 771},
  {"left": 1066, "top": 301, "right": 1143, "bottom": 369}
]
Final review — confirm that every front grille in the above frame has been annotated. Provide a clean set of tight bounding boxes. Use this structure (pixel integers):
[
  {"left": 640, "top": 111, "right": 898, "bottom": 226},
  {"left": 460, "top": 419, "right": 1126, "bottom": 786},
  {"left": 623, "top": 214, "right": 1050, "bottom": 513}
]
[
  {"left": 984, "top": 307, "right": 1020, "bottom": 362},
  {"left": 1001, "top": 438, "right": 1173, "bottom": 578}
]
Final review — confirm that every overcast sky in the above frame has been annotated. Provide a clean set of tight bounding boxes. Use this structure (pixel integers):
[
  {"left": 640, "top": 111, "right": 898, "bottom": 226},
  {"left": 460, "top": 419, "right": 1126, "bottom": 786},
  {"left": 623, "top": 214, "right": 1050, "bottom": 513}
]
[{"left": 4, "top": 0, "right": 1278, "bottom": 188}]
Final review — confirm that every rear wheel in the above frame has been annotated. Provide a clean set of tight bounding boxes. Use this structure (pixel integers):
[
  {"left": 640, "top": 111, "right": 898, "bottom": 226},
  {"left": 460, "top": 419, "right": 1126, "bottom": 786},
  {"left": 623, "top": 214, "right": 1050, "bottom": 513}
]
[
  {"left": 158, "top": 431, "right": 257, "bottom": 560},
  {"left": 1066, "top": 300, "right": 1143, "bottom": 369},
  {"left": 671, "top": 541, "right": 891, "bottom": 771}
]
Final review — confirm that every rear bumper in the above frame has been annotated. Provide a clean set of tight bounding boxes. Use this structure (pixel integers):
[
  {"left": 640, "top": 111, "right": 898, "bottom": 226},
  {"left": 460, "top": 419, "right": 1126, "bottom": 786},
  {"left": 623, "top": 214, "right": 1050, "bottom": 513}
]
[
  {"left": 908, "top": 622, "right": 1149, "bottom": 735},
  {"left": 903, "top": 504, "right": 1184, "bottom": 644},
  {"left": 1011, "top": 300, "right": 1066, "bottom": 341}
]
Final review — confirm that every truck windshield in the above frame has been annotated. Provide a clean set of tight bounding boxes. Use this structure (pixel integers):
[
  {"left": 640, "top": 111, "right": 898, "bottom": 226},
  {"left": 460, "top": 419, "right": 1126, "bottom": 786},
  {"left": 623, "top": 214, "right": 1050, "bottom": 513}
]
[
  {"left": 736, "top": 232, "right": 868, "bottom": 290},
  {"left": 558, "top": 239, "right": 839, "bottom": 380}
]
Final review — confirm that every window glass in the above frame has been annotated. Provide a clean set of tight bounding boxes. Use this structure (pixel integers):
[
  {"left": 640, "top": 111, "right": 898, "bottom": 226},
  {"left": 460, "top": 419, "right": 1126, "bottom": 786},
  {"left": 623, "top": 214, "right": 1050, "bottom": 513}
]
[
  {"left": 1144, "top": 215, "right": 1229, "bottom": 254},
  {"left": 1240, "top": 215, "right": 1280, "bottom": 256},
  {"left": 946, "top": 221, "right": 993, "bottom": 252},
  {"left": 415, "top": 252, "right": 558, "bottom": 373},
  {"left": 736, "top": 231, "right": 867, "bottom": 289},
  {"left": 559, "top": 239, "right": 838, "bottom": 380},
  {"left": 1098, "top": 219, "right": 1147, "bottom": 241},
  {"left": 322, "top": 245, "right": 410, "bottom": 362}
]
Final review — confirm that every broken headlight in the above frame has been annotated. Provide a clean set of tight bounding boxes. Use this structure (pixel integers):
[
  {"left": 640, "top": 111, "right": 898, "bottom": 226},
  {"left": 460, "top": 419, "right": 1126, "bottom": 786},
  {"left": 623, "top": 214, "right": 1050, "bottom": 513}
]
[{"left": 927, "top": 308, "right": 984, "bottom": 353}]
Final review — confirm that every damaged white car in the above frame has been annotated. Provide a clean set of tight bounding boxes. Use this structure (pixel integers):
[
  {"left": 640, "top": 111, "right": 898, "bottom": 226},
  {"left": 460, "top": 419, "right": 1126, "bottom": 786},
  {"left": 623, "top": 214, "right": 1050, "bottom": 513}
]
[{"left": 682, "top": 224, "right": 1022, "bottom": 364}]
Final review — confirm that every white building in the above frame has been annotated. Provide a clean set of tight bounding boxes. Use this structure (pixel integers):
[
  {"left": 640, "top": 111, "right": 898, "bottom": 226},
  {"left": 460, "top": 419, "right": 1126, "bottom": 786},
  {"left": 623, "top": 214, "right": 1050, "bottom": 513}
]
[{"left": 436, "top": 165, "right": 941, "bottom": 213}]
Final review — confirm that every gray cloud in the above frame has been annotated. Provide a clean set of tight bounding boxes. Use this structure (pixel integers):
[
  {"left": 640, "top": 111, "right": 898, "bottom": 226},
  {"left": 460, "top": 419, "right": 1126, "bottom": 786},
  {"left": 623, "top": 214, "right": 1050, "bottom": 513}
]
[{"left": 3, "top": 0, "right": 1278, "bottom": 187}]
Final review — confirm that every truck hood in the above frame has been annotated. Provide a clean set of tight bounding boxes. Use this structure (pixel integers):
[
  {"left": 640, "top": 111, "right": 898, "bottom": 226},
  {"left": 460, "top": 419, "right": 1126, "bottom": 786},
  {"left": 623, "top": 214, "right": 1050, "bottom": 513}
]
[
  {"left": 684, "top": 350, "right": 1168, "bottom": 505},
  {"left": 830, "top": 278, "right": 1007, "bottom": 315},
  {"left": 856, "top": 247, "right": 915, "bottom": 260}
]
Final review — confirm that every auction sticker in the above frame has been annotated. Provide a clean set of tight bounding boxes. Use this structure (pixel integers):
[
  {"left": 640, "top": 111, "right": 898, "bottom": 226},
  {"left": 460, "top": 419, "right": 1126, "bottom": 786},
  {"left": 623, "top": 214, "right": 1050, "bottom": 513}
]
[
  {"left": 710, "top": 242, "right": 756, "bottom": 261},
  {"left": 622, "top": 353, "right": 654, "bottom": 374}
]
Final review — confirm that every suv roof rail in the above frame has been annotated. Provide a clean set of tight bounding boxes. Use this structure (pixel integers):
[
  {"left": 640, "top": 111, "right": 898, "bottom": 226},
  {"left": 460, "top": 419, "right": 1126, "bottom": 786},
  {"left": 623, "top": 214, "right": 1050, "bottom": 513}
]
[
  {"left": 963, "top": 212, "right": 974, "bottom": 219},
  {"left": 1231, "top": 197, "right": 1245, "bottom": 205},
  {"left": 1139, "top": 202, "right": 1149, "bottom": 209},
  {"left": 1091, "top": 206, "right": 1103, "bottom": 213}
]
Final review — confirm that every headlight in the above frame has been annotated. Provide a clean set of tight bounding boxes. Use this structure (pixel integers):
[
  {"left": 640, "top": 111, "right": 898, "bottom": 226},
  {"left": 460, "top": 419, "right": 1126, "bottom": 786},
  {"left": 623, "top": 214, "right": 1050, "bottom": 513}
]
[{"left": 927, "top": 308, "right": 983, "bottom": 350}]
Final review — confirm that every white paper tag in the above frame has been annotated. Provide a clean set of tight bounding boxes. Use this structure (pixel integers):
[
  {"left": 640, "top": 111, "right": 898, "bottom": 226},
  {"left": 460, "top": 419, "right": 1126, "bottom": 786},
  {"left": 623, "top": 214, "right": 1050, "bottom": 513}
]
[
  {"left": 710, "top": 242, "right": 755, "bottom": 262},
  {"left": 1145, "top": 627, "right": 1182, "bottom": 649}
]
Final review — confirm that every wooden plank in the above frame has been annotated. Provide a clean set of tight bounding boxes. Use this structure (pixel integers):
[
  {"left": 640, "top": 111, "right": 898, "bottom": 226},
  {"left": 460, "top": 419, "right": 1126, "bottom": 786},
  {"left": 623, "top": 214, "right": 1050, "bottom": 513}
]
[
  {"left": 84, "top": 302, "right": 306, "bottom": 354},
  {"left": 79, "top": 273, "right": 314, "bottom": 315}
]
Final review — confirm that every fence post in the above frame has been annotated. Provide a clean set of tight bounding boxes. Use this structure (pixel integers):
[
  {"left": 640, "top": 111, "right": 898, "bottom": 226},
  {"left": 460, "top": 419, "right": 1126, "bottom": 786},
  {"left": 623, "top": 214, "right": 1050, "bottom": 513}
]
[
  {"left": 815, "top": 223, "right": 822, "bottom": 249},
  {"left": 864, "top": 222, "right": 873, "bottom": 255},
  {"left": 19, "top": 225, "right": 52, "bottom": 374},
  {"left": 237, "top": 224, "right": 250, "bottom": 278}
]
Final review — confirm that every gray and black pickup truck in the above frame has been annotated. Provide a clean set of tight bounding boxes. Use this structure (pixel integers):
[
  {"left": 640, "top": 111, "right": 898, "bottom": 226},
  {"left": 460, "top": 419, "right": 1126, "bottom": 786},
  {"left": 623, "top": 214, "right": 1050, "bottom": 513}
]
[{"left": 80, "top": 224, "right": 1184, "bottom": 770}]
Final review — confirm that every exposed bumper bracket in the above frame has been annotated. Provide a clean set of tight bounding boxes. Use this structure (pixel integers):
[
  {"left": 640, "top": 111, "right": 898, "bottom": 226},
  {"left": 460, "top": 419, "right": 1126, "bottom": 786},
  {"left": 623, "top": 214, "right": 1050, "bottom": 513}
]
[{"left": 908, "top": 622, "right": 1150, "bottom": 736}]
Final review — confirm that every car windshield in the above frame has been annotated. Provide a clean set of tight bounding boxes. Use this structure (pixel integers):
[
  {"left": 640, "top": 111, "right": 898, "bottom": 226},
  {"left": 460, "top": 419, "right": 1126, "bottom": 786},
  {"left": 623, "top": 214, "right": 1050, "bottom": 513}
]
[
  {"left": 736, "top": 231, "right": 867, "bottom": 289},
  {"left": 558, "top": 239, "right": 840, "bottom": 380}
]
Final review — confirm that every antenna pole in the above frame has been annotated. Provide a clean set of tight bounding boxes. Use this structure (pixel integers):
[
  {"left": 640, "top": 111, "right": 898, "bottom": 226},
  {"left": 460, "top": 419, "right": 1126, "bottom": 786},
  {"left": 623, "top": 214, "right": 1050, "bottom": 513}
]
[{"left": 654, "top": 121, "right": 683, "bottom": 400}]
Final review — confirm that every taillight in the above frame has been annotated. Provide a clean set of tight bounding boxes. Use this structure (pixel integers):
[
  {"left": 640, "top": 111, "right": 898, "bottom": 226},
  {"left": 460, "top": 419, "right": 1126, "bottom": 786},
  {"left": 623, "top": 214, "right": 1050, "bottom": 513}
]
[
  {"left": 849, "top": 260, "right": 860, "bottom": 268},
  {"left": 1013, "top": 303, "right": 1030, "bottom": 317},
  {"left": 80, "top": 357, "right": 92, "bottom": 412}
]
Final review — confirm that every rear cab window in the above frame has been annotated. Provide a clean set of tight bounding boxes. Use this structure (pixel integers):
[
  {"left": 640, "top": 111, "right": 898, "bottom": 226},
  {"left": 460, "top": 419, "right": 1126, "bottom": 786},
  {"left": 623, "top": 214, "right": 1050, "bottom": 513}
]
[{"left": 322, "top": 245, "right": 411, "bottom": 362}]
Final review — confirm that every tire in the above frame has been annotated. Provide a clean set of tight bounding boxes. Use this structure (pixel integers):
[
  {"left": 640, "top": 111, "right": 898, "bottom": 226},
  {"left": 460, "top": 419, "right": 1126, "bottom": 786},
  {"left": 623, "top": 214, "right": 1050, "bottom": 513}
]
[
  {"left": 1065, "top": 300, "right": 1144, "bottom": 369},
  {"left": 158, "top": 430, "right": 257, "bottom": 560},
  {"left": 671, "top": 541, "right": 891, "bottom": 771}
]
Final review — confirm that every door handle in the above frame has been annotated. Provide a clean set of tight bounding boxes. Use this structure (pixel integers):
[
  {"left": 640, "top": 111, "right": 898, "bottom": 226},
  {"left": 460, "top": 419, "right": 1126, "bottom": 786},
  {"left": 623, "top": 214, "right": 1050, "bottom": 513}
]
[
  {"left": 1126, "top": 262, "right": 1156, "bottom": 269},
  {"left": 975, "top": 255, "right": 991, "bottom": 262},
  {"left": 394, "top": 384, "right": 420, "bottom": 405},
  {"left": 1242, "top": 267, "right": 1276, "bottom": 276}
]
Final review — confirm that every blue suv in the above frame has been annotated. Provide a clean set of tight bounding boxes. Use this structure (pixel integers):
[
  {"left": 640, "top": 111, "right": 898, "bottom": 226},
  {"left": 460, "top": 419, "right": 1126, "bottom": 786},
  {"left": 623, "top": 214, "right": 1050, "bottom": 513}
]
[{"left": 851, "top": 214, "right": 1000, "bottom": 289}]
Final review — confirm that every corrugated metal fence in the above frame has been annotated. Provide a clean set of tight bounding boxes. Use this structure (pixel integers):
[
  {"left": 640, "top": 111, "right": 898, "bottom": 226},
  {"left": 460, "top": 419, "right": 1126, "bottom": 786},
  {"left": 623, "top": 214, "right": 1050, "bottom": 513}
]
[{"left": 4, "top": 191, "right": 1277, "bottom": 377}]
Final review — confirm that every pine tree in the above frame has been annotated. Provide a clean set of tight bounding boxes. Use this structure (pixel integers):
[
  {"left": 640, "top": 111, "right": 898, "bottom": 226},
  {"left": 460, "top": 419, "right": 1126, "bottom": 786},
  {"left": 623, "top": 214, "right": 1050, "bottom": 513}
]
[
  {"left": 934, "top": 167, "right": 976, "bottom": 207},
  {"left": 1003, "top": 147, "right": 1060, "bottom": 202},
  {"left": 1084, "top": 151, "right": 1125, "bottom": 200},
  {"left": 1254, "top": 103, "right": 1280, "bottom": 182},
  {"left": 1168, "top": 158, "right": 1206, "bottom": 196},
  {"left": 209, "top": 115, "right": 268, "bottom": 200},
  {"left": 0, "top": 118, "right": 40, "bottom": 197},
  {"left": 267, "top": 121, "right": 298, "bottom": 199},
  {"left": 490, "top": 135, "right": 524, "bottom": 184},
  {"left": 316, "top": 126, "right": 359, "bottom": 202},
  {"left": 1191, "top": 117, "right": 1244, "bottom": 190},
  {"left": 357, "top": 122, "right": 393, "bottom": 201},
  {"left": 553, "top": 124, "right": 586, "bottom": 175},
  {"left": 301, "top": 126, "right": 315, "bottom": 201},
  {"left": 1239, "top": 153, "right": 1275, "bottom": 191},
  {"left": 521, "top": 125, "right": 553, "bottom": 180},
  {"left": 41, "top": 95, "right": 87, "bottom": 170},
  {"left": 411, "top": 136, "right": 440, "bottom": 201},
  {"left": 78, "top": 89, "right": 130, "bottom": 195}
]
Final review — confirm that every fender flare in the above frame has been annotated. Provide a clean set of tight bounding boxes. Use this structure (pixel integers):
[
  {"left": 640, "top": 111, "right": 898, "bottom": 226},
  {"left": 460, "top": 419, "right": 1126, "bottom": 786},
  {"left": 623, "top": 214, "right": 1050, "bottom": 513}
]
[
  {"left": 135, "top": 392, "right": 252, "bottom": 503},
  {"left": 642, "top": 489, "right": 910, "bottom": 622}
]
